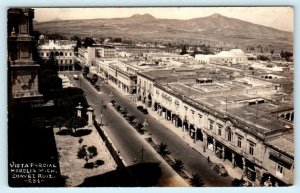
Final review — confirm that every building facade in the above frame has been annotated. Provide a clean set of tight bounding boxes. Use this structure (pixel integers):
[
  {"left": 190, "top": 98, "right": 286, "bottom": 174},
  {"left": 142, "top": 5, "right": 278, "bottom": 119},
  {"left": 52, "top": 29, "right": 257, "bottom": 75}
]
[
  {"left": 137, "top": 70, "right": 294, "bottom": 186},
  {"left": 38, "top": 40, "right": 75, "bottom": 71},
  {"left": 77, "top": 45, "right": 116, "bottom": 67},
  {"left": 195, "top": 49, "right": 248, "bottom": 65}
]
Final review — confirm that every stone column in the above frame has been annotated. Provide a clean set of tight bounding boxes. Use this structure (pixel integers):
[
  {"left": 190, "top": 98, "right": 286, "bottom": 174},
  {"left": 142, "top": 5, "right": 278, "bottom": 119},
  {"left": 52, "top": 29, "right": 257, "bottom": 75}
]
[
  {"left": 194, "top": 129, "right": 197, "bottom": 143},
  {"left": 213, "top": 138, "right": 216, "bottom": 154},
  {"left": 87, "top": 106, "right": 94, "bottom": 126},
  {"left": 203, "top": 131, "right": 207, "bottom": 151},
  {"left": 76, "top": 103, "right": 83, "bottom": 117},
  {"left": 151, "top": 101, "right": 155, "bottom": 111},
  {"left": 186, "top": 122, "right": 190, "bottom": 133},
  {"left": 232, "top": 153, "right": 236, "bottom": 168},
  {"left": 242, "top": 157, "right": 247, "bottom": 174},
  {"left": 222, "top": 146, "right": 225, "bottom": 161}
]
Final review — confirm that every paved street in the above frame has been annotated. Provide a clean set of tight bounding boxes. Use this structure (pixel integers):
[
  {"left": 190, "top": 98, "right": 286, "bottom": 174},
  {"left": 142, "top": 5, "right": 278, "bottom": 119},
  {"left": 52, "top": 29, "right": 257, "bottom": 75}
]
[
  {"left": 101, "top": 80, "right": 232, "bottom": 186},
  {"left": 71, "top": 75, "right": 188, "bottom": 187}
]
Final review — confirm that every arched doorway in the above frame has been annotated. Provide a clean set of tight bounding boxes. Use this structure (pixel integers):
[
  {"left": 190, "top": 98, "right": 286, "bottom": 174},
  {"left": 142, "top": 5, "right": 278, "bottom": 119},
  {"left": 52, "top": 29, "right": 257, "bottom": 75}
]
[
  {"left": 147, "top": 94, "right": 152, "bottom": 107},
  {"left": 286, "top": 113, "right": 290, "bottom": 120},
  {"left": 196, "top": 129, "right": 203, "bottom": 141},
  {"left": 177, "top": 117, "right": 183, "bottom": 128},
  {"left": 189, "top": 124, "right": 195, "bottom": 139},
  {"left": 183, "top": 121, "right": 189, "bottom": 132},
  {"left": 154, "top": 102, "right": 158, "bottom": 111}
]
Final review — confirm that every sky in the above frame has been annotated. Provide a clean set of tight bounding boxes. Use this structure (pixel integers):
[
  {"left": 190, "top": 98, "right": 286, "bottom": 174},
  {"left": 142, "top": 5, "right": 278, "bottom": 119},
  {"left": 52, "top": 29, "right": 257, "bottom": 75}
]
[{"left": 35, "top": 7, "right": 293, "bottom": 32}]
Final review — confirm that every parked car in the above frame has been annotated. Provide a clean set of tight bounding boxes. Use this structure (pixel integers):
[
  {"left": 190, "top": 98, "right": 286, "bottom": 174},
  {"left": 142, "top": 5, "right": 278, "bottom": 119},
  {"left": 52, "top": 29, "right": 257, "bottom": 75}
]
[
  {"left": 134, "top": 122, "right": 143, "bottom": 129},
  {"left": 73, "top": 74, "right": 79, "bottom": 80},
  {"left": 141, "top": 108, "right": 148, "bottom": 114},
  {"left": 232, "top": 178, "right": 244, "bottom": 187},
  {"left": 211, "top": 163, "right": 228, "bottom": 176},
  {"left": 137, "top": 105, "right": 143, "bottom": 111}
]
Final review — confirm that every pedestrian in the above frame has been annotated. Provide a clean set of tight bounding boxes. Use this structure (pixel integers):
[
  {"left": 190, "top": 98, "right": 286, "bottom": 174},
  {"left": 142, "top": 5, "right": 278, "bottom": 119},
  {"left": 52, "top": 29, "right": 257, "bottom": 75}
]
[{"left": 207, "top": 156, "right": 210, "bottom": 163}]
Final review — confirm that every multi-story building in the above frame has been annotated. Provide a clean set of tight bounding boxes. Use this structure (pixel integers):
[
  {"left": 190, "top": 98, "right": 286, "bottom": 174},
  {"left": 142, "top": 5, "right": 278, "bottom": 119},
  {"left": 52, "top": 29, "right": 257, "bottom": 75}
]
[
  {"left": 108, "top": 61, "right": 137, "bottom": 94},
  {"left": 137, "top": 68, "right": 294, "bottom": 186},
  {"left": 38, "top": 40, "right": 75, "bottom": 71},
  {"left": 8, "top": 8, "right": 43, "bottom": 103},
  {"left": 195, "top": 49, "right": 248, "bottom": 65},
  {"left": 77, "top": 45, "right": 116, "bottom": 67}
]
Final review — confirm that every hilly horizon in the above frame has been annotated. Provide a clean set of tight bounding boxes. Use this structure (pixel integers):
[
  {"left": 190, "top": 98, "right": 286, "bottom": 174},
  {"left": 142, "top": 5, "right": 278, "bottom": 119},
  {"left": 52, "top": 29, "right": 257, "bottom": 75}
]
[{"left": 34, "top": 13, "right": 293, "bottom": 50}]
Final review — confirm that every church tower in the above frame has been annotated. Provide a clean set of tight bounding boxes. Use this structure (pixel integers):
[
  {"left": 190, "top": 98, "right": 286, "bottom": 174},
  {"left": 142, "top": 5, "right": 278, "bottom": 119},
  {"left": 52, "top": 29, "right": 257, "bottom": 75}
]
[{"left": 8, "top": 8, "right": 43, "bottom": 104}]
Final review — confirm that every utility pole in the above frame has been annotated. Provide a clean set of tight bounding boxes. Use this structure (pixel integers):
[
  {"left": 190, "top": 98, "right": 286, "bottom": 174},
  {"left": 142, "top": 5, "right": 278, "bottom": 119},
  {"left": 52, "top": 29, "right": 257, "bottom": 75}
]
[
  {"left": 100, "top": 100, "right": 103, "bottom": 125},
  {"left": 139, "top": 146, "right": 145, "bottom": 163},
  {"left": 255, "top": 101, "right": 259, "bottom": 123},
  {"left": 225, "top": 97, "right": 228, "bottom": 113}
]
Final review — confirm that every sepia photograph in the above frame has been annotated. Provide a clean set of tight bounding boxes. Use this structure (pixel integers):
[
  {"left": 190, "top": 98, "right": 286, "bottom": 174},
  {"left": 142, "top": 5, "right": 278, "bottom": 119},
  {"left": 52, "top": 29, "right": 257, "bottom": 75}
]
[{"left": 7, "top": 7, "right": 294, "bottom": 187}]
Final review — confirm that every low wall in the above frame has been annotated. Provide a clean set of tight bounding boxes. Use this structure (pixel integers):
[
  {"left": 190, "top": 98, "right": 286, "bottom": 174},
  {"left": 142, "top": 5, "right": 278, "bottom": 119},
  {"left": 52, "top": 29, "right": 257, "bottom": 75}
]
[{"left": 93, "top": 119, "right": 126, "bottom": 169}]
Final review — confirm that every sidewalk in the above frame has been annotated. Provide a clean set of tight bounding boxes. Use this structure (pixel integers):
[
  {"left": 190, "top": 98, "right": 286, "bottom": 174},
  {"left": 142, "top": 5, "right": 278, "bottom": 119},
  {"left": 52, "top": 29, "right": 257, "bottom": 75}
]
[{"left": 136, "top": 101, "right": 247, "bottom": 182}]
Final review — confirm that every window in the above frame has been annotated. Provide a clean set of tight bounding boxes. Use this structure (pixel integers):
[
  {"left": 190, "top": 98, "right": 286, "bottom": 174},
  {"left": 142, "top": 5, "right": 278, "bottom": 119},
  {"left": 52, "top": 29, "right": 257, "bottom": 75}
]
[
  {"left": 198, "top": 114, "right": 203, "bottom": 124},
  {"left": 70, "top": 60, "right": 72, "bottom": 64},
  {"left": 276, "top": 164, "right": 283, "bottom": 178},
  {"left": 218, "top": 128, "right": 221, "bottom": 136},
  {"left": 209, "top": 120, "right": 214, "bottom": 130},
  {"left": 70, "top": 53, "right": 72, "bottom": 56},
  {"left": 226, "top": 129, "right": 232, "bottom": 142},
  {"left": 249, "top": 143, "right": 255, "bottom": 155},
  {"left": 237, "top": 136, "right": 242, "bottom": 148}
]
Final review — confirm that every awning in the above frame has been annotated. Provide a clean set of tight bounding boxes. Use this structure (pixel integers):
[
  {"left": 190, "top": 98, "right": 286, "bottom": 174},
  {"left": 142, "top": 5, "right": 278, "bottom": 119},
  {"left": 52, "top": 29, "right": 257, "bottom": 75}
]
[{"left": 269, "top": 151, "right": 293, "bottom": 169}]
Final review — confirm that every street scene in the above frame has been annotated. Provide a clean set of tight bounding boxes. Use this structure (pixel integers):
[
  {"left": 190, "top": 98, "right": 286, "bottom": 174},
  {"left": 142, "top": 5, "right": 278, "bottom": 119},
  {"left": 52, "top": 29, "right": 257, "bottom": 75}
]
[{"left": 7, "top": 7, "right": 294, "bottom": 187}]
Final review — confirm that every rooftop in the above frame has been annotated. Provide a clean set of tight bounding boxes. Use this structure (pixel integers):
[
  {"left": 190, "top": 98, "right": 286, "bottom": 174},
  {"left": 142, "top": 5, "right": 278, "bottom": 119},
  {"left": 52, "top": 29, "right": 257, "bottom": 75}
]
[{"left": 266, "top": 131, "right": 294, "bottom": 157}]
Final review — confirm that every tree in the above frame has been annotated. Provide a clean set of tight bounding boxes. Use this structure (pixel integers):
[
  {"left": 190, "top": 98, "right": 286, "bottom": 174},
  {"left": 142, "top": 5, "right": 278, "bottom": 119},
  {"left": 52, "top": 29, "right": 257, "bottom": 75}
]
[
  {"left": 83, "top": 66, "right": 90, "bottom": 78},
  {"left": 82, "top": 37, "right": 95, "bottom": 48},
  {"left": 44, "top": 51, "right": 59, "bottom": 72},
  {"left": 280, "top": 50, "right": 293, "bottom": 61},
  {"left": 257, "top": 55, "right": 270, "bottom": 61},
  {"left": 158, "top": 142, "right": 168, "bottom": 156},
  {"left": 91, "top": 74, "right": 99, "bottom": 85},
  {"left": 52, "top": 116, "right": 66, "bottom": 131},
  {"left": 77, "top": 145, "right": 98, "bottom": 164},
  {"left": 180, "top": 45, "right": 188, "bottom": 55},
  {"left": 65, "top": 116, "right": 87, "bottom": 134},
  {"left": 112, "top": 37, "right": 122, "bottom": 43},
  {"left": 284, "top": 51, "right": 293, "bottom": 61},
  {"left": 47, "top": 32, "right": 67, "bottom": 40},
  {"left": 71, "top": 35, "right": 82, "bottom": 52},
  {"left": 173, "top": 159, "right": 184, "bottom": 171},
  {"left": 128, "top": 115, "right": 136, "bottom": 123},
  {"left": 190, "top": 174, "right": 204, "bottom": 187}
]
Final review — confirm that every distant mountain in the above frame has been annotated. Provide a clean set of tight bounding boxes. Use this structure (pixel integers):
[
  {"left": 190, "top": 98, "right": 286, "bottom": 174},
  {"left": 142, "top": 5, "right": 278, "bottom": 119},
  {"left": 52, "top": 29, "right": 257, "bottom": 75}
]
[{"left": 34, "top": 13, "right": 293, "bottom": 50}]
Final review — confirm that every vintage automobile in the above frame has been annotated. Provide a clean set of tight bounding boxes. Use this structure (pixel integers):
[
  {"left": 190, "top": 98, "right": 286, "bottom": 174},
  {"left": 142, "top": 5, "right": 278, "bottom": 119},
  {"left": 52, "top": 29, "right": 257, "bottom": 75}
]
[{"left": 211, "top": 163, "right": 228, "bottom": 176}]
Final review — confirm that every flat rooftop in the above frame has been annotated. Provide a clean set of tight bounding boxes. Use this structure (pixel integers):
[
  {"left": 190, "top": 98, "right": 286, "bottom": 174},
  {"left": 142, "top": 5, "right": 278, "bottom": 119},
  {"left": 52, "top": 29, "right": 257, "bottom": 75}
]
[
  {"left": 266, "top": 131, "right": 294, "bottom": 157},
  {"left": 226, "top": 104, "right": 292, "bottom": 134}
]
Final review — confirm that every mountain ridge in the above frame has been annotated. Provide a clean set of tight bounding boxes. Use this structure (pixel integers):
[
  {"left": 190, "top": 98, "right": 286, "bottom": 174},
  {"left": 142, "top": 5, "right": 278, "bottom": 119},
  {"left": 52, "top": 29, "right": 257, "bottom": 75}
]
[{"left": 34, "top": 13, "right": 293, "bottom": 50}]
